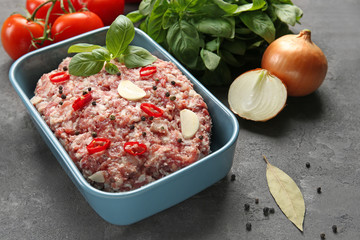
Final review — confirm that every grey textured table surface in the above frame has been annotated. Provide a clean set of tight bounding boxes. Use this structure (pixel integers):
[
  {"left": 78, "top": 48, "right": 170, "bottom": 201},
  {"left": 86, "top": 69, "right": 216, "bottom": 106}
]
[{"left": 1, "top": 0, "right": 360, "bottom": 239}]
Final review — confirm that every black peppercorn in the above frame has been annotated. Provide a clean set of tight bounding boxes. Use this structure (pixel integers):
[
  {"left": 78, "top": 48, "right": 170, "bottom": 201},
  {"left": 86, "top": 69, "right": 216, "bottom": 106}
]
[
  {"left": 244, "top": 203, "right": 250, "bottom": 211},
  {"left": 199, "top": 135, "right": 204, "bottom": 140},
  {"left": 92, "top": 101, "right": 96, "bottom": 106},
  {"left": 332, "top": 225, "right": 338, "bottom": 233},
  {"left": 263, "top": 207, "right": 269, "bottom": 216},
  {"left": 170, "top": 96, "right": 176, "bottom": 101},
  {"left": 165, "top": 92, "right": 170, "bottom": 97},
  {"left": 230, "top": 174, "right": 236, "bottom": 181},
  {"left": 92, "top": 132, "right": 97, "bottom": 138},
  {"left": 152, "top": 86, "right": 157, "bottom": 90},
  {"left": 177, "top": 138, "right": 182, "bottom": 143},
  {"left": 269, "top": 208, "right": 275, "bottom": 214},
  {"left": 110, "top": 115, "right": 115, "bottom": 120},
  {"left": 171, "top": 80, "right": 176, "bottom": 85},
  {"left": 306, "top": 162, "right": 311, "bottom": 168},
  {"left": 255, "top": 198, "right": 259, "bottom": 204},
  {"left": 59, "top": 101, "right": 63, "bottom": 105},
  {"left": 142, "top": 132, "right": 146, "bottom": 137},
  {"left": 116, "top": 72, "right": 121, "bottom": 76},
  {"left": 59, "top": 86, "right": 63, "bottom": 90},
  {"left": 320, "top": 233, "right": 326, "bottom": 239},
  {"left": 246, "top": 222, "right": 252, "bottom": 231},
  {"left": 75, "top": 130, "right": 80, "bottom": 135},
  {"left": 88, "top": 87, "right": 92, "bottom": 92},
  {"left": 61, "top": 94, "right": 66, "bottom": 99},
  {"left": 59, "top": 89, "right": 63, "bottom": 94},
  {"left": 83, "top": 91, "right": 88, "bottom": 95},
  {"left": 141, "top": 116, "right": 146, "bottom": 121},
  {"left": 149, "top": 116, "right": 154, "bottom": 120},
  {"left": 63, "top": 66, "right": 68, "bottom": 71},
  {"left": 129, "top": 124, "right": 135, "bottom": 130},
  {"left": 317, "top": 187, "right": 322, "bottom": 194}
]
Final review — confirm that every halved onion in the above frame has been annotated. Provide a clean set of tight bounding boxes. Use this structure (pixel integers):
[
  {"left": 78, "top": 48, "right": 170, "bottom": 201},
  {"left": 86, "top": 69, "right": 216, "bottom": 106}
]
[{"left": 228, "top": 69, "right": 287, "bottom": 121}]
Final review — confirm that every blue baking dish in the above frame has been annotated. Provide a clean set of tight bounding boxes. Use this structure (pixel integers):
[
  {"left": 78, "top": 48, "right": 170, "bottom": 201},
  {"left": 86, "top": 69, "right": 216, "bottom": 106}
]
[{"left": 9, "top": 27, "right": 239, "bottom": 225}]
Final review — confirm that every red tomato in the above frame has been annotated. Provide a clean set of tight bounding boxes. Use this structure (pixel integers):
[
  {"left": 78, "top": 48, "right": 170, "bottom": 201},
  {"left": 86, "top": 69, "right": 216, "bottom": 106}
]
[
  {"left": 80, "top": 0, "right": 125, "bottom": 26},
  {"left": 26, "top": 0, "right": 83, "bottom": 24},
  {"left": 51, "top": 11, "right": 104, "bottom": 43},
  {"left": 1, "top": 14, "right": 47, "bottom": 60}
]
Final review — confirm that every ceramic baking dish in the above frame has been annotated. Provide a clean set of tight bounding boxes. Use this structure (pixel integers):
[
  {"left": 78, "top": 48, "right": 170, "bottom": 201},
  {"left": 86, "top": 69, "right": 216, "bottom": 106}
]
[{"left": 8, "top": 27, "right": 239, "bottom": 225}]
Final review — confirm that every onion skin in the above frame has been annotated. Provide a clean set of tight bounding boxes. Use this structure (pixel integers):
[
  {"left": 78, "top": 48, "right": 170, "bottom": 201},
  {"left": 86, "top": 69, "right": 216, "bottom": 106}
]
[{"left": 261, "top": 29, "right": 328, "bottom": 97}]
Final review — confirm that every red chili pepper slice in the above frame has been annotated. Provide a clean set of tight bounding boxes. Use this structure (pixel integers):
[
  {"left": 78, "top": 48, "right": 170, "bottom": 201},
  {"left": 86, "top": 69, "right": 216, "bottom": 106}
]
[
  {"left": 124, "top": 142, "right": 147, "bottom": 156},
  {"left": 72, "top": 93, "right": 92, "bottom": 111},
  {"left": 140, "top": 103, "right": 164, "bottom": 117},
  {"left": 139, "top": 66, "right": 157, "bottom": 78},
  {"left": 87, "top": 138, "right": 111, "bottom": 154},
  {"left": 49, "top": 71, "right": 70, "bottom": 83}
]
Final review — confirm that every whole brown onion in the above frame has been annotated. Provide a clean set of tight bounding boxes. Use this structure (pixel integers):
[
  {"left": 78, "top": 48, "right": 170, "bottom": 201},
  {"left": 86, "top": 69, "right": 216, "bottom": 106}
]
[{"left": 261, "top": 29, "right": 328, "bottom": 97}]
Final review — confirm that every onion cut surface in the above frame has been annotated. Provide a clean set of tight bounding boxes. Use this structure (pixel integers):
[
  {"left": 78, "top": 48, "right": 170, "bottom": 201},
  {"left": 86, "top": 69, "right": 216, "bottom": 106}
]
[{"left": 228, "top": 69, "right": 287, "bottom": 121}]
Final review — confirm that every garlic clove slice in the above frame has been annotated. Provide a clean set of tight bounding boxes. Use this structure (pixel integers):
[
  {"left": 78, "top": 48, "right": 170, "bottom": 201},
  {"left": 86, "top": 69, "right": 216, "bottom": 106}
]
[
  {"left": 88, "top": 171, "right": 106, "bottom": 183},
  {"left": 228, "top": 69, "right": 287, "bottom": 121},
  {"left": 180, "top": 109, "right": 200, "bottom": 139},
  {"left": 118, "top": 80, "right": 146, "bottom": 101}
]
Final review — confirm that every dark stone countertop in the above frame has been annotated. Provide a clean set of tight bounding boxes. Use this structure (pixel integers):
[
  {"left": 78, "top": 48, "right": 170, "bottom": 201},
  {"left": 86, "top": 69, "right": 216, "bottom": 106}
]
[{"left": 1, "top": 0, "right": 359, "bottom": 239}]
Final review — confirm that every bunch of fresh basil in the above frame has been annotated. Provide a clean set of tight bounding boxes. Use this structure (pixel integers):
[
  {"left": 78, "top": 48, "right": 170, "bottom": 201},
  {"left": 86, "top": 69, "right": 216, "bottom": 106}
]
[
  {"left": 127, "top": 0, "right": 303, "bottom": 86},
  {"left": 68, "top": 15, "right": 156, "bottom": 77}
]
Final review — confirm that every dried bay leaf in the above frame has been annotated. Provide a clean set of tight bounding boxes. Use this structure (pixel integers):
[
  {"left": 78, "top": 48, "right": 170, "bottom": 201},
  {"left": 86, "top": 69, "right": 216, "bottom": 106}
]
[{"left": 263, "top": 156, "right": 305, "bottom": 231}]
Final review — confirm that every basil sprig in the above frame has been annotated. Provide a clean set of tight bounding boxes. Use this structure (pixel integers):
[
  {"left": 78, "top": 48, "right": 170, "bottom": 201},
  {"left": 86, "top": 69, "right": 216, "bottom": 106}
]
[
  {"left": 68, "top": 15, "right": 156, "bottom": 77},
  {"left": 127, "top": 0, "right": 303, "bottom": 86}
]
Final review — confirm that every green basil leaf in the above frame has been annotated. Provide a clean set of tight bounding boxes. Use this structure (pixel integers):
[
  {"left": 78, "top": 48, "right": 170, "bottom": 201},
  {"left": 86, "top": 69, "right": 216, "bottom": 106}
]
[
  {"left": 274, "top": 20, "right": 292, "bottom": 38},
  {"left": 200, "top": 49, "right": 221, "bottom": 71},
  {"left": 196, "top": 2, "right": 227, "bottom": 17},
  {"left": 139, "top": 17, "right": 149, "bottom": 32},
  {"left": 240, "top": 10, "right": 275, "bottom": 43},
  {"left": 139, "top": 0, "right": 156, "bottom": 16},
  {"left": 270, "top": 0, "right": 294, "bottom": 5},
  {"left": 266, "top": 3, "right": 278, "bottom": 22},
  {"left": 147, "top": 0, "right": 168, "bottom": 43},
  {"left": 213, "top": 0, "right": 267, "bottom": 15},
  {"left": 69, "top": 52, "right": 105, "bottom": 76},
  {"left": 222, "top": 39, "right": 246, "bottom": 55},
  {"left": 106, "top": 15, "right": 135, "bottom": 58},
  {"left": 272, "top": 4, "right": 303, "bottom": 26},
  {"left": 178, "top": 0, "right": 207, "bottom": 11},
  {"left": 212, "top": 0, "right": 237, "bottom": 14},
  {"left": 68, "top": 43, "right": 103, "bottom": 53},
  {"left": 105, "top": 62, "right": 120, "bottom": 75},
  {"left": 92, "top": 48, "right": 111, "bottom": 62},
  {"left": 126, "top": 10, "right": 145, "bottom": 23},
  {"left": 235, "top": 28, "right": 253, "bottom": 35},
  {"left": 166, "top": 20, "right": 202, "bottom": 69},
  {"left": 162, "top": 8, "right": 178, "bottom": 30},
  {"left": 205, "top": 38, "right": 220, "bottom": 52},
  {"left": 194, "top": 17, "right": 234, "bottom": 38},
  {"left": 122, "top": 45, "right": 157, "bottom": 68}
]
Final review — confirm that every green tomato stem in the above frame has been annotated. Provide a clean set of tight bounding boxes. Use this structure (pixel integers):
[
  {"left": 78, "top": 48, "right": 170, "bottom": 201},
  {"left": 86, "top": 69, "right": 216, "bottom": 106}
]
[{"left": 29, "top": 0, "right": 56, "bottom": 22}]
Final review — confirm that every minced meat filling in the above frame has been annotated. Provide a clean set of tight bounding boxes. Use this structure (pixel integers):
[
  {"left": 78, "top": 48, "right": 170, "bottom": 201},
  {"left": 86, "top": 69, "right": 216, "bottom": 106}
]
[{"left": 31, "top": 57, "right": 211, "bottom": 192}]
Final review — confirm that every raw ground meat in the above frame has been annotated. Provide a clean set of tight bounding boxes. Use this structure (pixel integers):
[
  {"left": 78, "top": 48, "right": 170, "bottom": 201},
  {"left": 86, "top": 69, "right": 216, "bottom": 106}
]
[{"left": 31, "top": 57, "right": 212, "bottom": 192}]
